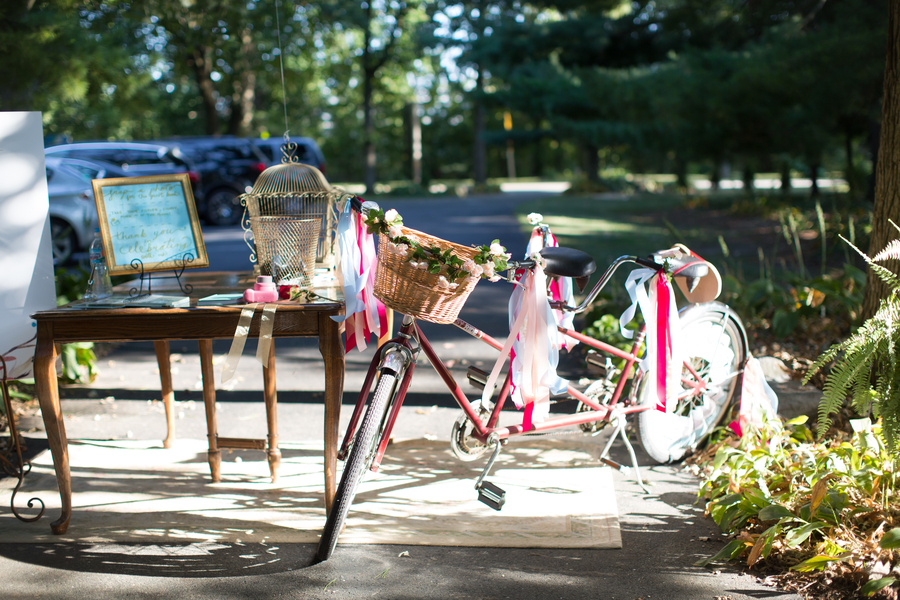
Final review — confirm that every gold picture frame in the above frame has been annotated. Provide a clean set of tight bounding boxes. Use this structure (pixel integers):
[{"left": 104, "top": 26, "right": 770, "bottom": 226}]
[{"left": 91, "top": 173, "right": 209, "bottom": 276}]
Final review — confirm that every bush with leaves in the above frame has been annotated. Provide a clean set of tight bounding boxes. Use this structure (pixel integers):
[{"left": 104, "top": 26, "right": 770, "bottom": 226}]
[
  {"left": 805, "top": 223, "right": 900, "bottom": 452},
  {"left": 697, "top": 417, "right": 900, "bottom": 597}
]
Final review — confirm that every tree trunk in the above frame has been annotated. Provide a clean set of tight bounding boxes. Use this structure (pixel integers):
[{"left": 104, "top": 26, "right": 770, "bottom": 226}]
[
  {"left": 863, "top": 2, "right": 900, "bottom": 320},
  {"left": 809, "top": 162, "right": 820, "bottom": 197},
  {"left": 845, "top": 128, "right": 856, "bottom": 196},
  {"left": 363, "top": 71, "right": 376, "bottom": 194},
  {"left": 586, "top": 144, "right": 600, "bottom": 183},
  {"left": 228, "top": 28, "right": 256, "bottom": 137},
  {"left": 472, "top": 63, "right": 487, "bottom": 186},
  {"left": 781, "top": 161, "right": 792, "bottom": 193},
  {"left": 363, "top": 4, "right": 377, "bottom": 195},
  {"left": 531, "top": 118, "right": 544, "bottom": 177},
  {"left": 742, "top": 165, "right": 755, "bottom": 195},
  {"left": 868, "top": 117, "right": 881, "bottom": 201},
  {"left": 189, "top": 46, "right": 219, "bottom": 135}
]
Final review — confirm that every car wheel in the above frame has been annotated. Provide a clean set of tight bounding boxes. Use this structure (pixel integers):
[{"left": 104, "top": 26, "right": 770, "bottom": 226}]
[
  {"left": 205, "top": 188, "right": 242, "bottom": 226},
  {"left": 50, "top": 217, "right": 78, "bottom": 265}
]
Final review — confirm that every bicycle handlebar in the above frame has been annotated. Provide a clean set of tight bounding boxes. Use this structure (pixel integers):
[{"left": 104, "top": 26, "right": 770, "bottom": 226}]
[{"left": 505, "top": 254, "right": 662, "bottom": 315}]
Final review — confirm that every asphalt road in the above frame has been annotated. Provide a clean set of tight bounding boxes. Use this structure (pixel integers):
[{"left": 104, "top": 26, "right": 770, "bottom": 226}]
[{"left": 2, "top": 192, "right": 801, "bottom": 599}]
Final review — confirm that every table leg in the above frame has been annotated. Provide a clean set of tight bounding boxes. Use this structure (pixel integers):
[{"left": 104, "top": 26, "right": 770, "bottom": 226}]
[
  {"left": 198, "top": 339, "right": 221, "bottom": 482},
  {"left": 33, "top": 322, "right": 71, "bottom": 534},
  {"left": 263, "top": 340, "right": 280, "bottom": 483},
  {"left": 153, "top": 341, "right": 176, "bottom": 449},
  {"left": 318, "top": 313, "right": 345, "bottom": 513}
]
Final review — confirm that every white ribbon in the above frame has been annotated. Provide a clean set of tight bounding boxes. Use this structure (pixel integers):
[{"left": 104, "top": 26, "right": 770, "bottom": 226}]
[
  {"left": 255, "top": 303, "right": 277, "bottom": 366},
  {"left": 222, "top": 303, "right": 258, "bottom": 383},
  {"left": 221, "top": 303, "right": 279, "bottom": 383},
  {"left": 332, "top": 201, "right": 368, "bottom": 323},
  {"left": 526, "top": 228, "right": 577, "bottom": 349},
  {"left": 480, "top": 263, "right": 567, "bottom": 416},
  {"left": 619, "top": 268, "right": 656, "bottom": 341}
]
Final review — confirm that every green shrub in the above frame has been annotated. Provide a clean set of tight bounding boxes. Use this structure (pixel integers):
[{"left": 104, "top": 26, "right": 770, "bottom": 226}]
[
  {"left": 805, "top": 224, "right": 900, "bottom": 451},
  {"left": 697, "top": 417, "right": 900, "bottom": 596}
]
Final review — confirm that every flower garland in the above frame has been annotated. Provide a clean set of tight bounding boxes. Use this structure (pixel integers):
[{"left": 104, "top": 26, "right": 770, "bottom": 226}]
[{"left": 364, "top": 207, "right": 511, "bottom": 290}]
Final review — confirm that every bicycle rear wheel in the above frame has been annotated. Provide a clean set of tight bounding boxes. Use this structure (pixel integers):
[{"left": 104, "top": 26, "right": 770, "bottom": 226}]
[
  {"left": 315, "top": 371, "right": 396, "bottom": 562},
  {"left": 636, "top": 302, "right": 747, "bottom": 464}
]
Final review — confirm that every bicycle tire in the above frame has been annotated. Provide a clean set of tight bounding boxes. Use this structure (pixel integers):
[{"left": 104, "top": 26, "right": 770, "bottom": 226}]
[
  {"left": 315, "top": 371, "right": 396, "bottom": 563},
  {"left": 636, "top": 302, "right": 747, "bottom": 464}
]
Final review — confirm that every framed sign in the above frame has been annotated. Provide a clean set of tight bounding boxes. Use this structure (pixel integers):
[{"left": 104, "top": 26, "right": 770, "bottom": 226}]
[{"left": 92, "top": 173, "right": 209, "bottom": 275}]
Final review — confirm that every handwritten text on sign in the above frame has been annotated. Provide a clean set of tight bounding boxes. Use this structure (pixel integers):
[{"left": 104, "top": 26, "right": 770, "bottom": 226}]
[{"left": 103, "top": 182, "right": 197, "bottom": 264}]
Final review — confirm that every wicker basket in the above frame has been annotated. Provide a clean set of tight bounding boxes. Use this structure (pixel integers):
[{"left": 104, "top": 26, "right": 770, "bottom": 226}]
[{"left": 374, "top": 227, "right": 481, "bottom": 324}]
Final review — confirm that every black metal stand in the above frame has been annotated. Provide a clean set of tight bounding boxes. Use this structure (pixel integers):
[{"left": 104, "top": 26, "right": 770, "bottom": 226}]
[
  {"left": 1, "top": 371, "right": 44, "bottom": 523},
  {"left": 128, "top": 254, "right": 196, "bottom": 297}
]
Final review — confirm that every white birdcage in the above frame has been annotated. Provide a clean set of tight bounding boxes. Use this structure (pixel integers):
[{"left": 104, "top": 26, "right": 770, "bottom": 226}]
[{"left": 239, "top": 141, "right": 346, "bottom": 287}]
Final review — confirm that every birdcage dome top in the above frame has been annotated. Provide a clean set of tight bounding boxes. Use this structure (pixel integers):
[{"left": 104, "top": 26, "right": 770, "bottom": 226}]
[{"left": 249, "top": 161, "right": 332, "bottom": 196}]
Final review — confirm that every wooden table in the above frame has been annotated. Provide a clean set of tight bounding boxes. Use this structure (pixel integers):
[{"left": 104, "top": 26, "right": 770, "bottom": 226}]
[{"left": 31, "top": 272, "right": 344, "bottom": 535}]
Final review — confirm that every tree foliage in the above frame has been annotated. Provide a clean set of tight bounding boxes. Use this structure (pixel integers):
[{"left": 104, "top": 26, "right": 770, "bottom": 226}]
[{"left": 0, "top": 0, "right": 889, "bottom": 191}]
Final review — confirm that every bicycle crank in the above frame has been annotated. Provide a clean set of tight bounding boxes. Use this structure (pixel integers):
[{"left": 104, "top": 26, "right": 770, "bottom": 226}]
[{"left": 474, "top": 435, "right": 506, "bottom": 511}]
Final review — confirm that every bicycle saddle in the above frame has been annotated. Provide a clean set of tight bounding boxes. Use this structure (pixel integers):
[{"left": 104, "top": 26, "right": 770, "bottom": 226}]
[{"left": 539, "top": 247, "right": 597, "bottom": 285}]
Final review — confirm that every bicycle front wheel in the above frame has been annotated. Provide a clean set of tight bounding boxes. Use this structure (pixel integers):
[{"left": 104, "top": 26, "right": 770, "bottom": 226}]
[
  {"left": 636, "top": 302, "right": 747, "bottom": 464},
  {"left": 315, "top": 371, "right": 396, "bottom": 563}
]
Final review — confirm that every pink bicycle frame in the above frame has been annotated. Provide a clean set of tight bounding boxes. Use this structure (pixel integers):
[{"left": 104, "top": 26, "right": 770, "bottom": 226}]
[{"left": 336, "top": 312, "right": 698, "bottom": 474}]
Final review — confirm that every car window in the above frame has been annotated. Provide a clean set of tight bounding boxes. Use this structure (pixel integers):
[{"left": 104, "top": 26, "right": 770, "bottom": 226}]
[
  {"left": 257, "top": 145, "right": 275, "bottom": 162},
  {"left": 119, "top": 149, "right": 168, "bottom": 165},
  {"left": 65, "top": 163, "right": 102, "bottom": 180}
]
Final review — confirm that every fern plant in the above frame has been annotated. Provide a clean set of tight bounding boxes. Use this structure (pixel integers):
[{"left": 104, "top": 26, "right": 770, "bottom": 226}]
[{"left": 804, "top": 222, "right": 900, "bottom": 452}]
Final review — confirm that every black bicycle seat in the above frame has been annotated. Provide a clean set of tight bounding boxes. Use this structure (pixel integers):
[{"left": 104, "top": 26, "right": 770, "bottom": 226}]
[{"left": 539, "top": 246, "right": 597, "bottom": 279}]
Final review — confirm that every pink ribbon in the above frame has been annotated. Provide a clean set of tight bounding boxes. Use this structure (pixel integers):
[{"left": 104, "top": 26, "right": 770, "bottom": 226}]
[
  {"left": 335, "top": 204, "right": 387, "bottom": 353},
  {"left": 655, "top": 275, "right": 674, "bottom": 412}
]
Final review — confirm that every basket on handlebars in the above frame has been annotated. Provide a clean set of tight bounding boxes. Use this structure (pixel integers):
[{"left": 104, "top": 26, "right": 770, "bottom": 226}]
[{"left": 374, "top": 227, "right": 481, "bottom": 324}]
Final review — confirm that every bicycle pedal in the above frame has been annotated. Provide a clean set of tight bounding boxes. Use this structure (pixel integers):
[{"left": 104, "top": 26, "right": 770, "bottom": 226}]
[
  {"left": 466, "top": 366, "right": 494, "bottom": 393},
  {"left": 476, "top": 480, "right": 506, "bottom": 511}
]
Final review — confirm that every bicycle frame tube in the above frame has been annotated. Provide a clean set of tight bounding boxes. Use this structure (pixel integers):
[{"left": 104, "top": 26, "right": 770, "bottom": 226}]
[
  {"left": 432, "top": 318, "right": 651, "bottom": 440},
  {"left": 347, "top": 308, "right": 652, "bottom": 469},
  {"left": 337, "top": 326, "right": 418, "bottom": 463}
]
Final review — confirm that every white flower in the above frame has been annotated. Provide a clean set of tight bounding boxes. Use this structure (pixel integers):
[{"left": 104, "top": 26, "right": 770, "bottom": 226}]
[
  {"left": 462, "top": 259, "right": 483, "bottom": 278},
  {"left": 393, "top": 242, "right": 409, "bottom": 257},
  {"left": 489, "top": 275, "right": 501, "bottom": 282},
  {"left": 388, "top": 224, "right": 404, "bottom": 238},
  {"left": 528, "top": 213, "right": 543, "bottom": 225},
  {"left": 482, "top": 261, "right": 495, "bottom": 278},
  {"left": 384, "top": 208, "right": 400, "bottom": 224},
  {"left": 437, "top": 276, "right": 450, "bottom": 290},
  {"left": 415, "top": 261, "right": 427, "bottom": 270},
  {"left": 490, "top": 242, "right": 505, "bottom": 257},
  {"left": 449, "top": 282, "right": 459, "bottom": 290}
]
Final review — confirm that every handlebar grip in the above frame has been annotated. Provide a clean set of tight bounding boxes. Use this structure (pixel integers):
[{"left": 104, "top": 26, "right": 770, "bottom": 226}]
[{"left": 633, "top": 256, "right": 662, "bottom": 270}]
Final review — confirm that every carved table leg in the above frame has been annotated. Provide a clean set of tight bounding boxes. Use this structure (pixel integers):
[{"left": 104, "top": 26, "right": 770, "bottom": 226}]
[
  {"left": 153, "top": 341, "right": 176, "bottom": 449},
  {"left": 33, "top": 321, "right": 71, "bottom": 534},
  {"left": 319, "top": 313, "right": 345, "bottom": 513},
  {"left": 198, "top": 339, "right": 221, "bottom": 482},
  {"left": 263, "top": 340, "right": 280, "bottom": 483}
]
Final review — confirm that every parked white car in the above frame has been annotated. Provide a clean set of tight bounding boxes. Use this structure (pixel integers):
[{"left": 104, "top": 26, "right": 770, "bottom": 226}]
[{"left": 45, "top": 156, "right": 134, "bottom": 265}]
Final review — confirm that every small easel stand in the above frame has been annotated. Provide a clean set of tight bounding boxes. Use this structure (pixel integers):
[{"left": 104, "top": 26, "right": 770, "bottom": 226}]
[
  {"left": 126, "top": 254, "right": 196, "bottom": 297},
  {"left": 1, "top": 359, "right": 44, "bottom": 522}
]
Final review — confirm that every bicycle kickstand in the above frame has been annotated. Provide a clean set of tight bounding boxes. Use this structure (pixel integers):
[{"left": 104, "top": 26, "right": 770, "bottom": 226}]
[
  {"left": 599, "top": 410, "right": 651, "bottom": 494},
  {"left": 474, "top": 434, "right": 506, "bottom": 511}
]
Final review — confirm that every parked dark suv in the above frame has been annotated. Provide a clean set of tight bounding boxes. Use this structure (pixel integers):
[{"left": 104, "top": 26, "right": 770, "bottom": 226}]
[
  {"left": 44, "top": 141, "right": 201, "bottom": 197},
  {"left": 154, "top": 137, "right": 269, "bottom": 226},
  {"left": 252, "top": 136, "right": 326, "bottom": 174}
]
